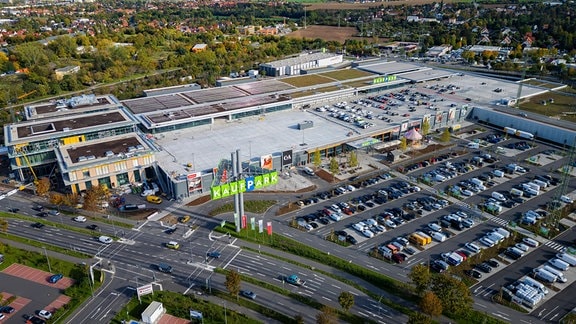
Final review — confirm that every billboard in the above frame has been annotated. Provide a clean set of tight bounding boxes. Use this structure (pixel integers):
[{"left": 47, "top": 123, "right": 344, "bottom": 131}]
[
  {"left": 210, "top": 171, "right": 278, "bottom": 200},
  {"left": 448, "top": 108, "right": 456, "bottom": 121},
  {"left": 137, "top": 284, "right": 153, "bottom": 298},
  {"left": 187, "top": 172, "right": 202, "bottom": 193},
  {"left": 400, "top": 119, "right": 409, "bottom": 132},
  {"left": 260, "top": 154, "right": 273, "bottom": 170},
  {"left": 281, "top": 150, "right": 293, "bottom": 166}
]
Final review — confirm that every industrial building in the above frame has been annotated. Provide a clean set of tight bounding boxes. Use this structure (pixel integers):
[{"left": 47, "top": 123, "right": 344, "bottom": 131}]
[{"left": 259, "top": 52, "right": 343, "bottom": 77}]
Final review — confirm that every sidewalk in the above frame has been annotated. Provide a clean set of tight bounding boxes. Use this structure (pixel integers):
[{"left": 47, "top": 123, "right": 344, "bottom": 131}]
[{"left": 0, "top": 238, "right": 93, "bottom": 265}]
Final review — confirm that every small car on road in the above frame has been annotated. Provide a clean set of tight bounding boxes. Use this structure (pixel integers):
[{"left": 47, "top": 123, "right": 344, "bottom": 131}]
[{"left": 240, "top": 290, "right": 257, "bottom": 300}]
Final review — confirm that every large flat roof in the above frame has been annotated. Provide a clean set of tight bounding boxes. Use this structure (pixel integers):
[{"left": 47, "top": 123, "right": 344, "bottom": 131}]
[
  {"left": 356, "top": 61, "right": 424, "bottom": 75},
  {"left": 398, "top": 68, "right": 459, "bottom": 82},
  {"left": 25, "top": 95, "right": 120, "bottom": 120},
  {"left": 6, "top": 109, "right": 136, "bottom": 145}
]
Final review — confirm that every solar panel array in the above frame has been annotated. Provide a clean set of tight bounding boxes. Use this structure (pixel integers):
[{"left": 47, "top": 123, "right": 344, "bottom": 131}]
[
  {"left": 146, "top": 105, "right": 222, "bottom": 123},
  {"left": 181, "top": 87, "right": 247, "bottom": 103},
  {"left": 123, "top": 95, "right": 194, "bottom": 114},
  {"left": 235, "top": 80, "right": 294, "bottom": 95}
]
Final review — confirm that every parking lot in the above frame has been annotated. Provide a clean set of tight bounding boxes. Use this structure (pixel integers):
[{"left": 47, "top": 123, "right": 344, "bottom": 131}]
[
  {"left": 0, "top": 264, "right": 73, "bottom": 323},
  {"left": 285, "top": 123, "right": 576, "bottom": 314}
]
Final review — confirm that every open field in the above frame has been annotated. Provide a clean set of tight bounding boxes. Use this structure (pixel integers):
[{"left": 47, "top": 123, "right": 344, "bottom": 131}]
[
  {"left": 522, "top": 79, "right": 565, "bottom": 89},
  {"left": 282, "top": 74, "right": 334, "bottom": 87},
  {"left": 520, "top": 90, "right": 576, "bottom": 122},
  {"left": 320, "top": 69, "right": 374, "bottom": 81},
  {"left": 286, "top": 25, "right": 359, "bottom": 43}
]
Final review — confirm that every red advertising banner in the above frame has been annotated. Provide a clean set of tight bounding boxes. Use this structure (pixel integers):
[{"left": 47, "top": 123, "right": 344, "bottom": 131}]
[
  {"left": 187, "top": 172, "right": 202, "bottom": 193},
  {"left": 266, "top": 221, "right": 272, "bottom": 235},
  {"left": 241, "top": 215, "right": 247, "bottom": 229}
]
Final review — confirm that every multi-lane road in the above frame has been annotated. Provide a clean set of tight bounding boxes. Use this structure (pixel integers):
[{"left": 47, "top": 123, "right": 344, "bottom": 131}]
[{"left": 1, "top": 195, "right": 405, "bottom": 323}]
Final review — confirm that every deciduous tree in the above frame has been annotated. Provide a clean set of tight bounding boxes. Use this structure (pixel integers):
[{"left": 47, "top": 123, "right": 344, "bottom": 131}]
[
  {"left": 36, "top": 177, "right": 51, "bottom": 197},
  {"left": 329, "top": 157, "right": 339, "bottom": 182},
  {"left": 225, "top": 269, "right": 241, "bottom": 299},
  {"left": 313, "top": 149, "right": 322, "bottom": 168},
  {"left": 421, "top": 119, "right": 430, "bottom": 136},
  {"left": 408, "top": 263, "right": 431, "bottom": 295},
  {"left": 400, "top": 137, "right": 407, "bottom": 151},
  {"left": 316, "top": 305, "right": 336, "bottom": 324},
  {"left": 407, "top": 312, "right": 432, "bottom": 324},
  {"left": 440, "top": 128, "right": 451, "bottom": 143},
  {"left": 338, "top": 291, "right": 354, "bottom": 312},
  {"left": 348, "top": 151, "right": 358, "bottom": 168},
  {"left": 430, "top": 273, "right": 473, "bottom": 317},
  {"left": 420, "top": 291, "right": 443, "bottom": 318}
]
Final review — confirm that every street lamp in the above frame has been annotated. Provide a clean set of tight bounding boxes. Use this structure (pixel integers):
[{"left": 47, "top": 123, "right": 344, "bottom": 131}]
[{"left": 42, "top": 246, "right": 52, "bottom": 273}]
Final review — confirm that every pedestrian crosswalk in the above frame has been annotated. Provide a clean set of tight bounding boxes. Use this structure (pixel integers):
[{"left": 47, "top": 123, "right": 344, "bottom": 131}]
[
  {"left": 544, "top": 240, "right": 566, "bottom": 252},
  {"left": 487, "top": 216, "right": 509, "bottom": 226}
]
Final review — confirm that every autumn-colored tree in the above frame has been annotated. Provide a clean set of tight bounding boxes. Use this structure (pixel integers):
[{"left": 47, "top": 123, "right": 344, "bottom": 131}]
[
  {"left": 313, "top": 149, "right": 322, "bottom": 168},
  {"left": 440, "top": 128, "right": 451, "bottom": 143},
  {"left": 338, "top": 291, "right": 355, "bottom": 312},
  {"left": 421, "top": 118, "right": 430, "bottom": 136},
  {"left": 408, "top": 263, "right": 431, "bottom": 295},
  {"left": 348, "top": 151, "right": 358, "bottom": 168},
  {"left": 225, "top": 269, "right": 241, "bottom": 299},
  {"left": 35, "top": 177, "right": 51, "bottom": 197},
  {"left": 420, "top": 291, "right": 443, "bottom": 318},
  {"left": 0, "top": 219, "right": 8, "bottom": 235},
  {"left": 83, "top": 185, "right": 109, "bottom": 211},
  {"left": 399, "top": 137, "right": 408, "bottom": 152},
  {"left": 328, "top": 157, "right": 339, "bottom": 182},
  {"left": 316, "top": 306, "right": 336, "bottom": 324}
]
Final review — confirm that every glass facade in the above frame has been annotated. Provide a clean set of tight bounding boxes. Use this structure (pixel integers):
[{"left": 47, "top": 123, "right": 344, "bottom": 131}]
[{"left": 146, "top": 119, "right": 211, "bottom": 134}]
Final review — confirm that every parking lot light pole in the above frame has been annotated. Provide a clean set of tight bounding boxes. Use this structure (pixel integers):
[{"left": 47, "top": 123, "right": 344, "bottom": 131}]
[{"left": 42, "top": 246, "right": 52, "bottom": 273}]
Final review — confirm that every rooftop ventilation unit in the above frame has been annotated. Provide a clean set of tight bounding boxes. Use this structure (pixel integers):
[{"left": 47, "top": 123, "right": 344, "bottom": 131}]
[
  {"left": 104, "top": 151, "right": 114, "bottom": 157},
  {"left": 86, "top": 155, "right": 96, "bottom": 160},
  {"left": 127, "top": 146, "right": 137, "bottom": 152},
  {"left": 63, "top": 127, "right": 71, "bottom": 131},
  {"left": 136, "top": 145, "right": 144, "bottom": 150},
  {"left": 77, "top": 156, "right": 87, "bottom": 162}
]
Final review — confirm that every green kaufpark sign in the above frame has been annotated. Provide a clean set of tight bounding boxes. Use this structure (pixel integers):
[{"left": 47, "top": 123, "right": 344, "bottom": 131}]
[
  {"left": 373, "top": 75, "right": 397, "bottom": 84},
  {"left": 210, "top": 171, "right": 278, "bottom": 200}
]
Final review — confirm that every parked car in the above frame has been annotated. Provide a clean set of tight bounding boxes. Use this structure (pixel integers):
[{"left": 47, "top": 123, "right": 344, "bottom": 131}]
[
  {"left": 464, "top": 269, "right": 483, "bottom": 279},
  {"left": 476, "top": 263, "right": 493, "bottom": 273},
  {"left": 48, "top": 273, "right": 63, "bottom": 283},
  {"left": 207, "top": 251, "right": 221, "bottom": 258}
]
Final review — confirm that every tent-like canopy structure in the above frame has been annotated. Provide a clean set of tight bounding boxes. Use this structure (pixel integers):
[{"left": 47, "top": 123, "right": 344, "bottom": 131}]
[{"left": 404, "top": 128, "right": 423, "bottom": 141}]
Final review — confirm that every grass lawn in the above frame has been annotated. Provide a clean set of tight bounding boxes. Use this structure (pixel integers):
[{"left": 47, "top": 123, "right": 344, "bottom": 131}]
[
  {"left": 521, "top": 79, "right": 563, "bottom": 89},
  {"left": 320, "top": 69, "right": 374, "bottom": 81},
  {"left": 281, "top": 74, "right": 334, "bottom": 87},
  {"left": 520, "top": 91, "right": 576, "bottom": 119}
]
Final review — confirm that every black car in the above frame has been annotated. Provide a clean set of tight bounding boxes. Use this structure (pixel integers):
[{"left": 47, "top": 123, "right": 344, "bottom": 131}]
[
  {"left": 464, "top": 270, "right": 483, "bottom": 279},
  {"left": 164, "top": 227, "right": 177, "bottom": 234},
  {"left": 23, "top": 315, "right": 46, "bottom": 324},
  {"left": 32, "top": 206, "right": 45, "bottom": 212},
  {"left": 86, "top": 224, "right": 99, "bottom": 231},
  {"left": 346, "top": 235, "right": 358, "bottom": 245},
  {"left": 8, "top": 208, "right": 19, "bottom": 213},
  {"left": 0, "top": 306, "right": 14, "bottom": 313},
  {"left": 476, "top": 263, "right": 493, "bottom": 273},
  {"left": 37, "top": 212, "right": 48, "bottom": 217},
  {"left": 404, "top": 247, "right": 416, "bottom": 255},
  {"left": 318, "top": 218, "right": 330, "bottom": 225},
  {"left": 157, "top": 263, "right": 173, "bottom": 273},
  {"left": 486, "top": 259, "right": 500, "bottom": 268},
  {"left": 31, "top": 222, "right": 45, "bottom": 229}
]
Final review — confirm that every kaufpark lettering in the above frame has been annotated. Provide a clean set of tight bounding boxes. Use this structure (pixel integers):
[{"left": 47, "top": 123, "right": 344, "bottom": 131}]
[
  {"left": 372, "top": 75, "right": 397, "bottom": 84},
  {"left": 210, "top": 171, "right": 278, "bottom": 200}
]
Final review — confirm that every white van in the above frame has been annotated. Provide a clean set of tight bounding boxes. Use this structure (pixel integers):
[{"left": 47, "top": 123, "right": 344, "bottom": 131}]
[
  {"left": 470, "top": 178, "right": 484, "bottom": 186},
  {"left": 493, "top": 227, "right": 511, "bottom": 238},
  {"left": 556, "top": 253, "right": 576, "bottom": 266},
  {"left": 431, "top": 232, "right": 447, "bottom": 242},
  {"left": 491, "top": 192, "right": 506, "bottom": 202},
  {"left": 526, "top": 182, "right": 541, "bottom": 191},
  {"left": 548, "top": 258, "right": 570, "bottom": 271},
  {"left": 486, "top": 232, "right": 504, "bottom": 243},
  {"left": 533, "top": 268, "right": 557, "bottom": 283},
  {"left": 542, "top": 265, "right": 567, "bottom": 283},
  {"left": 532, "top": 179, "right": 548, "bottom": 189},
  {"left": 492, "top": 169, "right": 505, "bottom": 178},
  {"left": 466, "top": 142, "right": 480, "bottom": 149}
]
